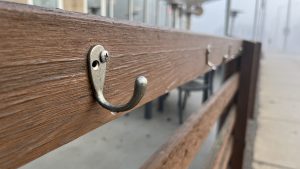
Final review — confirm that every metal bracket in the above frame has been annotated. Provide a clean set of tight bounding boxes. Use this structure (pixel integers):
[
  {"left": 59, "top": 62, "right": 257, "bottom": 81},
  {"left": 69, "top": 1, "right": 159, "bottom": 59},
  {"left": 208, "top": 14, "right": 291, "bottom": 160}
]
[{"left": 88, "top": 45, "right": 148, "bottom": 113}]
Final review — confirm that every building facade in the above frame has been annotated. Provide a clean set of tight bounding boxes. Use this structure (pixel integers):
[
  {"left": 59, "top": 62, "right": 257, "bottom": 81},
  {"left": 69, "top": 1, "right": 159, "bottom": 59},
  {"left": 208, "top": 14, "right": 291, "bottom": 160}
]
[{"left": 6, "top": 0, "right": 207, "bottom": 30}]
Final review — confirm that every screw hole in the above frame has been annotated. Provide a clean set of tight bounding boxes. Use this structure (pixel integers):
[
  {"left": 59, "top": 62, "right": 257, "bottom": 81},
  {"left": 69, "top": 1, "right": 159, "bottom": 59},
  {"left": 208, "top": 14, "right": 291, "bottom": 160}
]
[{"left": 92, "top": 60, "right": 99, "bottom": 70}]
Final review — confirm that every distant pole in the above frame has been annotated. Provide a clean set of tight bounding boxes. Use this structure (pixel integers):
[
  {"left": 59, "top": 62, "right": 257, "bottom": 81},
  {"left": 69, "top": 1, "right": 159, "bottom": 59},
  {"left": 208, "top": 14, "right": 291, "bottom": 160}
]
[
  {"left": 283, "top": 0, "right": 292, "bottom": 52},
  {"left": 229, "top": 12, "right": 235, "bottom": 36},
  {"left": 229, "top": 10, "right": 241, "bottom": 37},
  {"left": 252, "top": 0, "right": 260, "bottom": 40},
  {"left": 274, "top": 6, "right": 283, "bottom": 46},
  {"left": 259, "top": 0, "right": 266, "bottom": 42},
  {"left": 224, "top": 0, "right": 231, "bottom": 36}
]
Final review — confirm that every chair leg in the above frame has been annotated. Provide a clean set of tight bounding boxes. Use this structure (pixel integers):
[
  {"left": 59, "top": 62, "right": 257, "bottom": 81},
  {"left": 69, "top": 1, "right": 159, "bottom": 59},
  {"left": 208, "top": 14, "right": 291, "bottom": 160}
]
[
  {"left": 178, "top": 89, "right": 183, "bottom": 124},
  {"left": 202, "top": 88, "right": 208, "bottom": 103},
  {"left": 209, "top": 71, "right": 214, "bottom": 96},
  {"left": 202, "top": 72, "right": 211, "bottom": 103},
  {"left": 182, "top": 91, "right": 189, "bottom": 111},
  {"left": 158, "top": 93, "right": 168, "bottom": 112},
  {"left": 144, "top": 102, "right": 152, "bottom": 120}
]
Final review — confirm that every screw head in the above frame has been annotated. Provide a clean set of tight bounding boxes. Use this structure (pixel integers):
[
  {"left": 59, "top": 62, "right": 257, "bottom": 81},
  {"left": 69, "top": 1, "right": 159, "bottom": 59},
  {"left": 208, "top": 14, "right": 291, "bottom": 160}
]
[{"left": 100, "top": 50, "right": 109, "bottom": 63}]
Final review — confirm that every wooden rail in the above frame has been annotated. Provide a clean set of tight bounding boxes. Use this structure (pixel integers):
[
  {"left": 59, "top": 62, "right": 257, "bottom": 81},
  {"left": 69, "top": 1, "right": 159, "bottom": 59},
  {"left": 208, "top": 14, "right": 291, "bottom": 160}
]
[
  {"left": 141, "top": 74, "right": 239, "bottom": 169},
  {"left": 0, "top": 2, "right": 260, "bottom": 169},
  {"left": 209, "top": 107, "right": 236, "bottom": 169}
]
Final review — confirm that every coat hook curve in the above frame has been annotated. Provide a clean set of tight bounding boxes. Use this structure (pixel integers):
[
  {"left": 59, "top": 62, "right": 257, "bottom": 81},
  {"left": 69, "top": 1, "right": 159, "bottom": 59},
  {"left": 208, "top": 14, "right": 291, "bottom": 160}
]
[
  {"left": 206, "top": 45, "right": 217, "bottom": 70},
  {"left": 88, "top": 45, "right": 148, "bottom": 112}
]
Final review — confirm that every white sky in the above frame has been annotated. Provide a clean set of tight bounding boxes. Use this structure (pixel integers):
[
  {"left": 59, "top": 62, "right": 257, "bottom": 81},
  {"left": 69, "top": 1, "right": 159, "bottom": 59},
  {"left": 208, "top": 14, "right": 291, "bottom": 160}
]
[{"left": 190, "top": 0, "right": 300, "bottom": 54}]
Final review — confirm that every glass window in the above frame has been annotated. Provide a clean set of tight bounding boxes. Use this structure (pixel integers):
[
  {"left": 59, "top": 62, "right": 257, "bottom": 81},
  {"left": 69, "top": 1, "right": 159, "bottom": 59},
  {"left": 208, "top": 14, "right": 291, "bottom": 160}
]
[
  {"left": 106, "top": 0, "right": 113, "bottom": 17},
  {"left": 33, "top": 0, "right": 57, "bottom": 8},
  {"left": 158, "top": 0, "right": 167, "bottom": 27},
  {"left": 181, "top": 13, "right": 187, "bottom": 30},
  {"left": 114, "top": 0, "right": 129, "bottom": 20},
  {"left": 133, "top": 0, "right": 144, "bottom": 22},
  {"left": 174, "top": 8, "right": 180, "bottom": 29},
  {"left": 147, "top": 0, "right": 157, "bottom": 25},
  {"left": 63, "top": 0, "right": 85, "bottom": 13},
  {"left": 166, "top": 4, "right": 173, "bottom": 27},
  {"left": 88, "top": 0, "right": 101, "bottom": 15}
]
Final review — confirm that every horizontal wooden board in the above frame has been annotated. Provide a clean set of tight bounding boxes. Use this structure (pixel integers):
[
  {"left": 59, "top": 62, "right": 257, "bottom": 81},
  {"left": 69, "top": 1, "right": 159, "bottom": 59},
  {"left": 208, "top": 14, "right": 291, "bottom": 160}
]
[
  {"left": 140, "top": 73, "right": 239, "bottom": 169},
  {"left": 219, "top": 138, "right": 233, "bottom": 169},
  {"left": 210, "top": 107, "right": 236, "bottom": 169},
  {"left": 0, "top": 2, "right": 242, "bottom": 168}
]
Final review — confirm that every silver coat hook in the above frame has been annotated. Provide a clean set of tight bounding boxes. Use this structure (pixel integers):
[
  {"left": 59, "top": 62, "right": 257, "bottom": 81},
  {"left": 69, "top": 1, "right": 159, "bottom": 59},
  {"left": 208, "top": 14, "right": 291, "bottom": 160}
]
[
  {"left": 222, "top": 45, "right": 231, "bottom": 63},
  {"left": 88, "top": 45, "right": 148, "bottom": 112},
  {"left": 206, "top": 45, "right": 217, "bottom": 70}
]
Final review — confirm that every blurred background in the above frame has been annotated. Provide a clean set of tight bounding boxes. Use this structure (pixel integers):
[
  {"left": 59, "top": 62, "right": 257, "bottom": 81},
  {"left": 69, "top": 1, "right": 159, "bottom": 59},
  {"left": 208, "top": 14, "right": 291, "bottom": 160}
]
[
  {"left": 3, "top": 0, "right": 299, "bottom": 169},
  {"left": 6, "top": 0, "right": 299, "bottom": 54}
]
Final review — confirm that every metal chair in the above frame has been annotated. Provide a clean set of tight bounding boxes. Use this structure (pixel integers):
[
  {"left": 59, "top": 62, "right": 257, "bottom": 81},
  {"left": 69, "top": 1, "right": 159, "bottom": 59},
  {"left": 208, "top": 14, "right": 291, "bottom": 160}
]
[
  {"left": 144, "top": 93, "right": 168, "bottom": 119},
  {"left": 177, "top": 71, "right": 214, "bottom": 124},
  {"left": 144, "top": 71, "right": 214, "bottom": 124}
]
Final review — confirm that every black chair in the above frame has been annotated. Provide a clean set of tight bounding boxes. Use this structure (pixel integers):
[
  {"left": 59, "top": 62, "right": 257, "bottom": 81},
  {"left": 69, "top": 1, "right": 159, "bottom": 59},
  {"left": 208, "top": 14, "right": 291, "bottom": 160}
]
[
  {"left": 177, "top": 71, "right": 214, "bottom": 124},
  {"left": 144, "top": 71, "right": 214, "bottom": 124},
  {"left": 144, "top": 93, "right": 168, "bottom": 120}
]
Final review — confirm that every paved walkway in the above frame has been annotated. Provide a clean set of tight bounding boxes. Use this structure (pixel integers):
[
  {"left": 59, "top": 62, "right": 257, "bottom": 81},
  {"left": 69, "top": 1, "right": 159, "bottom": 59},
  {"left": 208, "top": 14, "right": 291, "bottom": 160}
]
[
  {"left": 252, "top": 53, "right": 300, "bottom": 169},
  {"left": 21, "top": 73, "right": 223, "bottom": 169}
]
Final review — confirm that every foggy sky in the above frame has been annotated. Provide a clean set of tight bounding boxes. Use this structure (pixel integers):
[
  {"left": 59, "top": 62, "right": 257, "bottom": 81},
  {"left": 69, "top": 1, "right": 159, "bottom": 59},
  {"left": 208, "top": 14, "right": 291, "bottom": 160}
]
[{"left": 191, "top": 0, "right": 300, "bottom": 54}]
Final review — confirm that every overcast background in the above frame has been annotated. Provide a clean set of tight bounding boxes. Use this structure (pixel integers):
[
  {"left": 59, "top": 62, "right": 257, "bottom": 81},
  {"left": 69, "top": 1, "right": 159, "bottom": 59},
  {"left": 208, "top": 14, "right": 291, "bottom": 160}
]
[{"left": 191, "top": 0, "right": 300, "bottom": 54}]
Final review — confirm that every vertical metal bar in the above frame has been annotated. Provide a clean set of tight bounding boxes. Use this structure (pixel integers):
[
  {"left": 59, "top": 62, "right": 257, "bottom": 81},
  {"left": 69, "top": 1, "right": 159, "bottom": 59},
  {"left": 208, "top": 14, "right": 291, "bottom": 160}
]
[
  {"left": 230, "top": 41, "right": 258, "bottom": 169},
  {"left": 259, "top": 0, "right": 266, "bottom": 42},
  {"left": 224, "top": 0, "right": 231, "bottom": 36},
  {"left": 252, "top": 0, "right": 260, "bottom": 40},
  {"left": 283, "top": 0, "right": 292, "bottom": 51},
  {"left": 129, "top": 0, "right": 133, "bottom": 21},
  {"left": 164, "top": 2, "right": 167, "bottom": 26},
  {"left": 171, "top": 3, "right": 177, "bottom": 28},
  {"left": 83, "top": 0, "right": 88, "bottom": 13},
  {"left": 178, "top": 89, "right": 183, "bottom": 124},
  {"left": 108, "top": 0, "right": 114, "bottom": 18},
  {"left": 229, "top": 14, "right": 235, "bottom": 36},
  {"left": 143, "top": 0, "right": 148, "bottom": 23},
  {"left": 186, "top": 12, "right": 191, "bottom": 30},
  {"left": 101, "top": 0, "right": 107, "bottom": 16},
  {"left": 144, "top": 102, "right": 153, "bottom": 119},
  {"left": 57, "top": 0, "right": 63, "bottom": 9},
  {"left": 155, "top": 0, "right": 159, "bottom": 25}
]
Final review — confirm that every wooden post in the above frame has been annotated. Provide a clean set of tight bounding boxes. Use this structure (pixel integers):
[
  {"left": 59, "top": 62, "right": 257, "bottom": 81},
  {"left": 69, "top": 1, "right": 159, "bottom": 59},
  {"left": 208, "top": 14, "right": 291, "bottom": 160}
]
[
  {"left": 248, "top": 42, "right": 262, "bottom": 119},
  {"left": 230, "top": 41, "right": 258, "bottom": 169}
]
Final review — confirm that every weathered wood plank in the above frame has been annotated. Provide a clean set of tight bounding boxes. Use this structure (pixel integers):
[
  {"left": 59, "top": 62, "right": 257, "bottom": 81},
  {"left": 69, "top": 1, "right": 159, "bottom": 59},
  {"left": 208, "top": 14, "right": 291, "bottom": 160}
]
[
  {"left": 219, "top": 138, "right": 233, "bottom": 169},
  {"left": 209, "top": 106, "right": 236, "bottom": 169},
  {"left": 0, "top": 2, "right": 242, "bottom": 168},
  {"left": 248, "top": 42, "right": 261, "bottom": 119},
  {"left": 231, "top": 41, "right": 257, "bottom": 169},
  {"left": 140, "top": 73, "right": 239, "bottom": 169}
]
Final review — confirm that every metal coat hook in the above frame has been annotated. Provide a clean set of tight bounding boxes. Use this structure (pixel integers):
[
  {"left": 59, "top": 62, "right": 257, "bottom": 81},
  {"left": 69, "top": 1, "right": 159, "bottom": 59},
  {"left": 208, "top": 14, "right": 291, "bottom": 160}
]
[
  {"left": 206, "top": 45, "right": 217, "bottom": 70},
  {"left": 223, "top": 54, "right": 230, "bottom": 63},
  {"left": 88, "top": 45, "right": 148, "bottom": 112},
  {"left": 223, "top": 45, "right": 232, "bottom": 63}
]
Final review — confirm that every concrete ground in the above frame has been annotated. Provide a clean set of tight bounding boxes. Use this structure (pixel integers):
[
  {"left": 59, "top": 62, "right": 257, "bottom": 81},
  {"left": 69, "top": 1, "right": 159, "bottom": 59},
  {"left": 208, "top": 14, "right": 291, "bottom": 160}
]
[
  {"left": 21, "top": 72, "right": 223, "bottom": 169},
  {"left": 252, "top": 53, "right": 300, "bottom": 169}
]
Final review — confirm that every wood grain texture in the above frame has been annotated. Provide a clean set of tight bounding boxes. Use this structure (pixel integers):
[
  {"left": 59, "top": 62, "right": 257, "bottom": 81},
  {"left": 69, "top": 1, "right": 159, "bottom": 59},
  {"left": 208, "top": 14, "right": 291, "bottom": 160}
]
[
  {"left": 209, "top": 106, "right": 236, "bottom": 169},
  {"left": 140, "top": 73, "right": 239, "bottom": 169},
  {"left": 231, "top": 41, "right": 257, "bottom": 169},
  {"left": 219, "top": 138, "right": 233, "bottom": 169},
  {"left": 0, "top": 2, "right": 242, "bottom": 168},
  {"left": 248, "top": 42, "right": 261, "bottom": 119}
]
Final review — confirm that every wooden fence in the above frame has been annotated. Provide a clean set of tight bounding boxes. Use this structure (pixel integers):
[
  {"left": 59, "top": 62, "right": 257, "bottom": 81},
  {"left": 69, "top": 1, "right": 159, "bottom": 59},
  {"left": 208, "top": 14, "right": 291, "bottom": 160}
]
[{"left": 0, "top": 1, "right": 261, "bottom": 169}]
